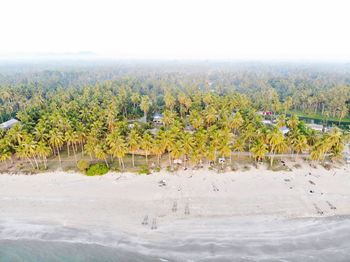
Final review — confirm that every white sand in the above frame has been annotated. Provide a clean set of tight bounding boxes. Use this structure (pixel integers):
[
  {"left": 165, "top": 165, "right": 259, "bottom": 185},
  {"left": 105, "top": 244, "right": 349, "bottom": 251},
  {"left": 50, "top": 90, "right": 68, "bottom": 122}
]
[{"left": 0, "top": 161, "right": 350, "bottom": 234}]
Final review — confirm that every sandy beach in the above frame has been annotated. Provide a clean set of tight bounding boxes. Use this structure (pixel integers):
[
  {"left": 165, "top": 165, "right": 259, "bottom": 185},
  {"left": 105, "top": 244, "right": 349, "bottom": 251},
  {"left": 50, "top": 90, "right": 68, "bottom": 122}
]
[{"left": 1, "top": 160, "right": 350, "bottom": 235}]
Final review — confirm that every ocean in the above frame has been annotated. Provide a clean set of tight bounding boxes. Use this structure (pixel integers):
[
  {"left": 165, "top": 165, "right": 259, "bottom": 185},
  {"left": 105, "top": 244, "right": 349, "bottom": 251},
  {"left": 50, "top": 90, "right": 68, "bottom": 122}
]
[{"left": 1, "top": 216, "right": 350, "bottom": 262}]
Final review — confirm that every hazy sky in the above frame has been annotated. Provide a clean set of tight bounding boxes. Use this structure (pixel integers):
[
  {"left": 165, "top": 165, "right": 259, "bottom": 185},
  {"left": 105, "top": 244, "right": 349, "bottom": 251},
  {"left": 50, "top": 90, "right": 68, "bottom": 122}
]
[{"left": 1, "top": 0, "right": 350, "bottom": 60}]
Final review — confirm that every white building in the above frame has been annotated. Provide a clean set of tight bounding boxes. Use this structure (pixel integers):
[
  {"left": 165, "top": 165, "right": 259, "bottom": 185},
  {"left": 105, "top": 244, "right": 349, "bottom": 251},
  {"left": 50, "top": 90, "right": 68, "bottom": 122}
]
[
  {"left": 0, "top": 118, "right": 20, "bottom": 130},
  {"left": 153, "top": 113, "right": 164, "bottom": 125}
]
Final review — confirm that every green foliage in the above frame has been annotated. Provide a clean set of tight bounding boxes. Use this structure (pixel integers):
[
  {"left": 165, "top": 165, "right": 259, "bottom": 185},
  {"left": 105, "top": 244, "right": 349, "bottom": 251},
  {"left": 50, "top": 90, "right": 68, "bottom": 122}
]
[
  {"left": 77, "top": 160, "right": 90, "bottom": 173},
  {"left": 138, "top": 165, "right": 150, "bottom": 175},
  {"left": 86, "top": 163, "right": 109, "bottom": 176}
]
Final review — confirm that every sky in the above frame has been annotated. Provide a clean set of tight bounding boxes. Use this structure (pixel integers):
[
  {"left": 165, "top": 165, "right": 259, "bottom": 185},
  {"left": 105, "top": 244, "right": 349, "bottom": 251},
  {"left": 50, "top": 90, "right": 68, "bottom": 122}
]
[{"left": 0, "top": 0, "right": 350, "bottom": 61}]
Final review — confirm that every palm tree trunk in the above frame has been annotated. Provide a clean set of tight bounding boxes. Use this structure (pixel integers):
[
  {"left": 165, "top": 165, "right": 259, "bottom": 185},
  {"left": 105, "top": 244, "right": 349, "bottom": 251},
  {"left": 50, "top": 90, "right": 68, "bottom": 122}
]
[
  {"left": 72, "top": 146, "right": 77, "bottom": 164},
  {"left": 43, "top": 157, "right": 47, "bottom": 169},
  {"left": 56, "top": 146, "right": 62, "bottom": 167},
  {"left": 132, "top": 153, "right": 135, "bottom": 167},
  {"left": 33, "top": 156, "right": 39, "bottom": 169},
  {"left": 27, "top": 157, "right": 35, "bottom": 169},
  {"left": 105, "top": 159, "right": 109, "bottom": 168},
  {"left": 67, "top": 143, "right": 70, "bottom": 156},
  {"left": 121, "top": 158, "right": 125, "bottom": 169},
  {"left": 145, "top": 153, "right": 148, "bottom": 164}
]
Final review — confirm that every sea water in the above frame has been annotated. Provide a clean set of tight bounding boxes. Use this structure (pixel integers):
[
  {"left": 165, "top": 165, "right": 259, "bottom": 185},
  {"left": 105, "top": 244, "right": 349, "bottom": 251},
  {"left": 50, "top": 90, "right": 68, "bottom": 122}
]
[{"left": 1, "top": 216, "right": 350, "bottom": 262}]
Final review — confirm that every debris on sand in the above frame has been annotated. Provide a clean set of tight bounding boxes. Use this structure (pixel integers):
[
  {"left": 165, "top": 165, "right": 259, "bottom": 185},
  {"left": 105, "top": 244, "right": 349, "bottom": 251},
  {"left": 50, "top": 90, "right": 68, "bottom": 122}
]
[
  {"left": 172, "top": 201, "right": 177, "bottom": 212},
  {"left": 212, "top": 183, "right": 219, "bottom": 192},
  {"left": 326, "top": 201, "right": 336, "bottom": 210},
  {"left": 142, "top": 215, "right": 148, "bottom": 225},
  {"left": 308, "top": 180, "right": 316, "bottom": 185},
  {"left": 151, "top": 218, "right": 157, "bottom": 230},
  {"left": 313, "top": 203, "right": 324, "bottom": 215},
  {"left": 158, "top": 180, "right": 166, "bottom": 187},
  {"left": 185, "top": 203, "right": 190, "bottom": 215}
]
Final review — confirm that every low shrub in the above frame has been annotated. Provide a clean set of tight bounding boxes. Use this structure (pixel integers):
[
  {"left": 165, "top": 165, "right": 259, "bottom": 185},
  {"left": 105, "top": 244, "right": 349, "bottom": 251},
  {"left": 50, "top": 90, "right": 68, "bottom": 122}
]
[
  {"left": 77, "top": 160, "right": 90, "bottom": 173},
  {"left": 293, "top": 163, "right": 302, "bottom": 169},
  {"left": 138, "top": 165, "right": 150, "bottom": 175},
  {"left": 86, "top": 163, "right": 109, "bottom": 176}
]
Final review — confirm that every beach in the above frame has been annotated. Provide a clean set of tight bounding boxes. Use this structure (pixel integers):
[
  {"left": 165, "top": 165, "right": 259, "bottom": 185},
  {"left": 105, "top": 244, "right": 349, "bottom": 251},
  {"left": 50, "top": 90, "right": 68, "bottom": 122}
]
[{"left": 1, "top": 161, "right": 350, "bottom": 261}]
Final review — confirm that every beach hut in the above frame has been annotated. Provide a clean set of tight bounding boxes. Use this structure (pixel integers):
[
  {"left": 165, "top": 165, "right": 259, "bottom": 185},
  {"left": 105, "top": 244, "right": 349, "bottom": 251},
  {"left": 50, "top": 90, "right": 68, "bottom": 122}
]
[
  {"left": 0, "top": 118, "right": 20, "bottom": 130},
  {"left": 153, "top": 113, "right": 164, "bottom": 126}
]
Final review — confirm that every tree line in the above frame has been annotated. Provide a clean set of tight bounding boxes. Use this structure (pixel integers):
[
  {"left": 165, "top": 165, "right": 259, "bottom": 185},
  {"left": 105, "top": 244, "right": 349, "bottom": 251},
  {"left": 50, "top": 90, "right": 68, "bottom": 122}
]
[{"left": 0, "top": 80, "right": 348, "bottom": 171}]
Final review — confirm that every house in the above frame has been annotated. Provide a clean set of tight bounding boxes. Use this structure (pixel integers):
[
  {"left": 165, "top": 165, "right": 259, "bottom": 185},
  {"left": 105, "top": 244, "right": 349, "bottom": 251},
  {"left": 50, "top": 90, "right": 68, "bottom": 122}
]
[
  {"left": 153, "top": 113, "right": 164, "bottom": 126},
  {"left": 262, "top": 119, "right": 273, "bottom": 125},
  {"left": 279, "top": 126, "right": 290, "bottom": 135},
  {"left": 258, "top": 111, "right": 273, "bottom": 116},
  {"left": 0, "top": 118, "right": 20, "bottom": 130},
  {"left": 306, "top": 123, "right": 324, "bottom": 132}
]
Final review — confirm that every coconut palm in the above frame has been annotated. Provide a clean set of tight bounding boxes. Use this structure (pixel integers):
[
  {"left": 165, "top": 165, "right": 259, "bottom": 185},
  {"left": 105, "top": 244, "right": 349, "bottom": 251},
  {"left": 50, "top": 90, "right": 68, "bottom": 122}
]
[
  {"left": 267, "top": 128, "right": 288, "bottom": 166},
  {"left": 48, "top": 129, "right": 64, "bottom": 166},
  {"left": 152, "top": 139, "right": 166, "bottom": 166},
  {"left": 159, "top": 130, "right": 175, "bottom": 166},
  {"left": 287, "top": 115, "right": 299, "bottom": 130},
  {"left": 181, "top": 132, "right": 194, "bottom": 167},
  {"left": 94, "top": 142, "right": 109, "bottom": 167},
  {"left": 189, "top": 110, "right": 204, "bottom": 130},
  {"left": 141, "top": 133, "right": 154, "bottom": 164},
  {"left": 0, "top": 150, "right": 11, "bottom": 169},
  {"left": 127, "top": 129, "right": 141, "bottom": 167},
  {"left": 36, "top": 141, "right": 52, "bottom": 169},
  {"left": 140, "top": 96, "right": 151, "bottom": 120},
  {"left": 107, "top": 131, "right": 128, "bottom": 169},
  {"left": 250, "top": 140, "right": 268, "bottom": 162}
]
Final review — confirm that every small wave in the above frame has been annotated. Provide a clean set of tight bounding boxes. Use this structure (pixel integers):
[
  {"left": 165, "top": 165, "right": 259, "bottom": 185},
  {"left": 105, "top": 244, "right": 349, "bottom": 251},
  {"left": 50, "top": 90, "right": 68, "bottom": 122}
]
[{"left": 0, "top": 216, "right": 350, "bottom": 261}]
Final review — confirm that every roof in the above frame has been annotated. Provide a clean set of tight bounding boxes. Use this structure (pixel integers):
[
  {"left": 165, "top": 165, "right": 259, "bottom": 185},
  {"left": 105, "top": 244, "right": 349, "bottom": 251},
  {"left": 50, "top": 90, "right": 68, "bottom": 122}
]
[
  {"left": 279, "top": 126, "right": 290, "bottom": 134},
  {"left": 0, "top": 118, "right": 20, "bottom": 130},
  {"left": 153, "top": 113, "right": 163, "bottom": 119}
]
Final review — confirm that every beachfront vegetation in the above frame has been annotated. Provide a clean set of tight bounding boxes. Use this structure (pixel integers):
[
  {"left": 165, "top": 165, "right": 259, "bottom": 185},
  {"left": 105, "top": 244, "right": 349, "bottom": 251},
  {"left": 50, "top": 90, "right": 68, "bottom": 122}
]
[
  {"left": 0, "top": 62, "right": 349, "bottom": 173},
  {"left": 86, "top": 163, "right": 109, "bottom": 176}
]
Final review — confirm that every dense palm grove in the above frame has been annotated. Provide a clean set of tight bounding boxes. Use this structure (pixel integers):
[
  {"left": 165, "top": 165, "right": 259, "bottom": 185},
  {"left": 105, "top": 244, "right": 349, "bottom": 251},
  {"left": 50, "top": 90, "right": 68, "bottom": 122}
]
[{"left": 0, "top": 62, "right": 349, "bottom": 171}]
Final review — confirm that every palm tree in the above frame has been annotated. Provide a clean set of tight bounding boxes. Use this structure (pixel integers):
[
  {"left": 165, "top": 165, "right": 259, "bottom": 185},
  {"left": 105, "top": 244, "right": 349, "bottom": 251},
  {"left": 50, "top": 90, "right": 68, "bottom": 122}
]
[
  {"left": 36, "top": 141, "right": 52, "bottom": 169},
  {"left": 181, "top": 132, "right": 194, "bottom": 167},
  {"left": 164, "top": 92, "right": 176, "bottom": 111},
  {"left": 159, "top": 130, "right": 175, "bottom": 166},
  {"left": 230, "top": 112, "right": 244, "bottom": 134},
  {"left": 205, "top": 106, "right": 217, "bottom": 127},
  {"left": 189, "top": 110, "right": 204, "bottom": 130},
  {"left": 289, "top": 133, "right": 308, "bottom": 159},
  {"left": 0, "top": 150, "right": 11, "bottom": 169},
  {"left": 131, "top": 92, "right": 140, "bottom": 111},
  {"left": 250, "top": 140, "right": 268, "bottom": 162},
  {"left": 127, "top": 129, "right": 141, "bottom": 167},
  {"left": 140, "top": 96, "right": 151, "bottom": 120},
  {"left": 84, "top": 136, "right": 97, "bottom": 160},
  {"left": 94, "top": 142, "right": 109, "bottom": 167},
  {"left": 267, "top": 128, "right": 288, "bottom": 166},
  {"left": 152, "top": 139, "right": 166, "bottom": 166},
  {"left": 107, "top": 131, "right": 128, "bottom": 169},
  {"left": 48, "top": 129, "right": 64, "bottom": 166},
  {"left": 141, "top": 133, "right": 154, "bottom": 164},
  {"left": 287, "top": 115, "right": 299, "bottom": 130},
  {"left": 169, "top": 140, "right": 184, "bottom": 165}
]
